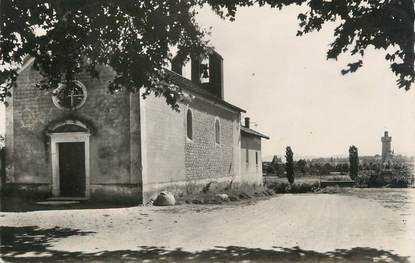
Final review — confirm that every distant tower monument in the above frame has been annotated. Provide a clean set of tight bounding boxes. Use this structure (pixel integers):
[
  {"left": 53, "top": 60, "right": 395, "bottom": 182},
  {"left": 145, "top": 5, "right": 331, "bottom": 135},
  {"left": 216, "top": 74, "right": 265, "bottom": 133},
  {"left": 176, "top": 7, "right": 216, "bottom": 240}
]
[{"left": 381, "top": 131, "right": 392, "bottom": 161}]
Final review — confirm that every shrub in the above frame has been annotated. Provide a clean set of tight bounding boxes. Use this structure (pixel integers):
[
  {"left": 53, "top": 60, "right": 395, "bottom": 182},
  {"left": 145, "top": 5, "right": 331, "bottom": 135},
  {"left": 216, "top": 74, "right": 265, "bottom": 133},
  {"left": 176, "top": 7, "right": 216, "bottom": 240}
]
[
  {"left": 269, "top": 182, "right": 289, "bottom": 193},
  {"left": 268, "top": 181, "right": 319, "bottom": 194},
  {"left": 391, "top": 177, "right": 409, "bottom": 188},
  {"left": 354, "top": 174, "right": 370, "bottom": 187}
]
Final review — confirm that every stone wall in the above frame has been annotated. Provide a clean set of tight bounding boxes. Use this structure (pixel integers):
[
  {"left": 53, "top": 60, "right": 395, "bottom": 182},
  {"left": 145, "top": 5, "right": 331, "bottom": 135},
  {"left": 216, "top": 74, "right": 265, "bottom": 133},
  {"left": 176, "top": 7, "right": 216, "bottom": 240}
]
[
  {"left": 185, "top": 97, "right": 237, "bottom": 180},
  {"left": 5, "top": 63, "right": 140, "bottom": 201},
  {"left": 140, "top": 91, "right": 241, "bottom": 201}
]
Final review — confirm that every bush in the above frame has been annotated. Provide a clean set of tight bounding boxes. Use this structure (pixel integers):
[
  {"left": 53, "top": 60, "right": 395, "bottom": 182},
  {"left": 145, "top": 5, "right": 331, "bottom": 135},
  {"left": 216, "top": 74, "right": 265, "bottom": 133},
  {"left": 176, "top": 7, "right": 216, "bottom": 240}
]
[
  {"left": 391, "top": 177, "right": 409, "bottom": 188},
  {"left": 354, "top": 173, "right": 380, "bottom": 187},
  {"left": 268, "top": 181, "right": 319, "bottom": 194},
  {"left": 268, "top": 182, "right": 289, "bottom": 193},
  {"left": 175, "top": 181, "right": 269, "bottom": 205},
  {"left": 354, "top": 175, "right": 370, "bottom": 187}
]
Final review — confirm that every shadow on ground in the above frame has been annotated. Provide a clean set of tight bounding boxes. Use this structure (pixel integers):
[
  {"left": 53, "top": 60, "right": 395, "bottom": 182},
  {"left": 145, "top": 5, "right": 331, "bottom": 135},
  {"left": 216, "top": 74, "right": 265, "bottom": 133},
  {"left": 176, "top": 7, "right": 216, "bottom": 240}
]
[
  {"left": 0, "top": 226, "right": 410, "bottom": 263},
  {"left": 0, "top": 196, "right": 139, "bottom": 212}
]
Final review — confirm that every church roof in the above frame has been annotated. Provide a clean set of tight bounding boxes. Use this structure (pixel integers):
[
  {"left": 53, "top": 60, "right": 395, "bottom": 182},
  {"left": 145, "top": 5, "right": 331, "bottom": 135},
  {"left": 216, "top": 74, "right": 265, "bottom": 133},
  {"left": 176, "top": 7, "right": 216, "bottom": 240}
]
[
  {"left": 165, "top": 70, "right": 246, "bottom": 113},
  {"left": 16, "top": 57, "right": 246, "bottom": 113},
  {"left": 241, "top": 126, "right": 270, "bottom": 139}
]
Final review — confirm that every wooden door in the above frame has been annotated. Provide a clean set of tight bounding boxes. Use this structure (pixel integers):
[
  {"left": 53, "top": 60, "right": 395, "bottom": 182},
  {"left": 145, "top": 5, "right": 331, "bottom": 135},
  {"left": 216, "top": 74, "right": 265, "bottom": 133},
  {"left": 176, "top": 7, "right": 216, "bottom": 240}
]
[{"left": 59, "top": 142, "right": 85, "bottom": 197}]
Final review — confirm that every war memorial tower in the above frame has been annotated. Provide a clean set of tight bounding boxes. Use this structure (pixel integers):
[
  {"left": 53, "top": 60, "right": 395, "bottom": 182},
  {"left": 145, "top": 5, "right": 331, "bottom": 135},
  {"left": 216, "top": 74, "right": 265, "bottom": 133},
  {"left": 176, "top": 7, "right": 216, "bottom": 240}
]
[{"left": 381, "top": 131, "right": 392, "bottom": 162}]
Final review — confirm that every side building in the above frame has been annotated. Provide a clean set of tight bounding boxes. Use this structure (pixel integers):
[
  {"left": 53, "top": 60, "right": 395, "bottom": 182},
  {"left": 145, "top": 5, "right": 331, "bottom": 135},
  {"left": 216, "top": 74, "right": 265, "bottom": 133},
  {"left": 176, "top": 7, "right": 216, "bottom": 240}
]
[{"left": 240, "top": 117, "right": 269, "bottom": 183}]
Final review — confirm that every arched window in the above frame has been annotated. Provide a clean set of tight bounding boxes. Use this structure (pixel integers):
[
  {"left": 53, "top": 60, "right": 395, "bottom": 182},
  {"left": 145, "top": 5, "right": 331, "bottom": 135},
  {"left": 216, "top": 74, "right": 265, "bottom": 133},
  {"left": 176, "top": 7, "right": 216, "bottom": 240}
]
[
  {"left": 186, "top": 109, "right": 193, "bottom": 140},
  {"left": 215, "top": 118, "right": 220, "bottom": 144}
]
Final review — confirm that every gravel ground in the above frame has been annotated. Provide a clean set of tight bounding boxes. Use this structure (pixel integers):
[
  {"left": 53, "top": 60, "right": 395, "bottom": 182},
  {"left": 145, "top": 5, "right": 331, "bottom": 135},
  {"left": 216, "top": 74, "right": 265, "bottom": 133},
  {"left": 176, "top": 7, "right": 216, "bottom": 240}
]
[{"left": 0, "top": 188, "right": 414, "bottom": 262}]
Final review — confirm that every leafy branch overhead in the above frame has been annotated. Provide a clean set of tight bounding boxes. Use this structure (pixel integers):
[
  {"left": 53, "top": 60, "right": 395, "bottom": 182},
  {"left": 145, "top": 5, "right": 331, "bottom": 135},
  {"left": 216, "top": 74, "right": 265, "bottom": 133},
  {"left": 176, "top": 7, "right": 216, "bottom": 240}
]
[
  {"left": 1, "top": 0, "right": 414, "bottom": 109},
  {"left": 0, "top": 0, "right": 208, "bottom": 110}
]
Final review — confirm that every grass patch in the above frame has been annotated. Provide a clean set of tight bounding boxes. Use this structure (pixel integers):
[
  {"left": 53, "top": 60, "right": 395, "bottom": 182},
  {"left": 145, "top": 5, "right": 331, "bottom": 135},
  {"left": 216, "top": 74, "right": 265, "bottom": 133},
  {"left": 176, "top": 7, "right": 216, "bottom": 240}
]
[
  {"left": 266, "top": 181, "right": 320, "bottom": 194},
  {"left": 174, "top": 181, "right": 274, "bottom": 205}
]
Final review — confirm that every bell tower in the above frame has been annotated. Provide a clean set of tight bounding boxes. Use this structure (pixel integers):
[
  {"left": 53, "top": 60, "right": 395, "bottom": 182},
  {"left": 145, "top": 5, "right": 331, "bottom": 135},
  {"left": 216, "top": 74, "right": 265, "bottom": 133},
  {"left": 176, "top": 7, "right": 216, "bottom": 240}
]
[
  {"left": 381, "top": 131, "right": 392, "bottom": 161},
  {"left": 171, "top": 49, "right": 224, "bottom": 99}
]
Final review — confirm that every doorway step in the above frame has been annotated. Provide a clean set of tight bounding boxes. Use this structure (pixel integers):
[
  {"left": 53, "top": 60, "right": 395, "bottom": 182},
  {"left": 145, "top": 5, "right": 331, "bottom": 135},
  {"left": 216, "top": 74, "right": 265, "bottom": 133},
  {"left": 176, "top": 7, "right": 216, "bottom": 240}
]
[
  {"left": 35, "top": 200, "right": 80, "bottom": 205},
  {"left": 35, "top": 197, "right": 88, "bottom": 206},
  {"left": 47, "top": 197, "right": 89, "bottom": 201}
]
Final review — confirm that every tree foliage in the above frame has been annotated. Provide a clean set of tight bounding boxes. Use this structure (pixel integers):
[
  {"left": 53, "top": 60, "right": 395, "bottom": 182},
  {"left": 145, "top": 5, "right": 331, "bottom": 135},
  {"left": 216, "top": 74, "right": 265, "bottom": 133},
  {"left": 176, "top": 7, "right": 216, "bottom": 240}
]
[
  {"left": 349, "top": 145, "right": 359, "bottom": 180},
  {"left": 285, "top": 146, "right": 294, "bottom": 184},
  {"left": 0, "top": 0, "right": 208, "bottom": 109},
  {"left": 270, "top": 155, "right": 284, "bottom": 176},
  {"left": 296, "top": 159, "right": 307, "bottom": 176},
  {"left": 1, "top": 0, "right": 413, "bottom": 108}
]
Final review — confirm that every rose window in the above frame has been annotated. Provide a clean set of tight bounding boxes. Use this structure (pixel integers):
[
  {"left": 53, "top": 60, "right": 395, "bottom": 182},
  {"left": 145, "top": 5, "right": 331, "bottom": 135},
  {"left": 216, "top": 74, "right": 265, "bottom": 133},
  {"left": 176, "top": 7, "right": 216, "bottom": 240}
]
[{"left": 52, "top": 81, "right": 87, "bottom": 110}]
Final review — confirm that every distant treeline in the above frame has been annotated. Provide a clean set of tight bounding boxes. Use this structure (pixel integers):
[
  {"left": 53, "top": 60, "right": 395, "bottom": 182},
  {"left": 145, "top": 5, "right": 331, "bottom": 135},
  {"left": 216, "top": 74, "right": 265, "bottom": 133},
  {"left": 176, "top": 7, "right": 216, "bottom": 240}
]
[{"left": 263, "top": 154, "right": 415, "bottom": 177}]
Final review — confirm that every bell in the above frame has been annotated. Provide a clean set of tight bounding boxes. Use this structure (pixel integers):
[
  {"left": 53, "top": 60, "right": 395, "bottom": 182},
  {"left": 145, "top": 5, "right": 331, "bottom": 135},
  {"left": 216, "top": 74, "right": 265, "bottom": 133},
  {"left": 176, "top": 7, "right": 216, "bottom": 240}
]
[
  {"left": 201, "top": 70, "right": 209, "bottom": 79},
  {"left": 200, "top": 64, "right": 209, "bottom": 79}
]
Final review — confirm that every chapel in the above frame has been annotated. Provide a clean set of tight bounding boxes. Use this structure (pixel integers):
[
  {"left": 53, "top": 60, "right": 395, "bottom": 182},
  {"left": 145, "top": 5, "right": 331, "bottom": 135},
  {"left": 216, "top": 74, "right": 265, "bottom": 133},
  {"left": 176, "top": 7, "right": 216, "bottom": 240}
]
[{"left": 4, "top": 51, "right": 269, "bottom": 204}]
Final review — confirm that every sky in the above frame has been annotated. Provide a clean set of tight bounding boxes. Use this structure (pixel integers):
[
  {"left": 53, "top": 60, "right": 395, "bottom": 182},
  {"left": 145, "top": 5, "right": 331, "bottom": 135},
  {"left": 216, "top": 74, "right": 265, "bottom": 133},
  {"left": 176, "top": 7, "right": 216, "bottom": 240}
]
[
  {"left": 1, "top": 5, "right": 414, "bottom": 159},
  {"left": 195, "top": 5, "right": 415, "bottom": 159}
]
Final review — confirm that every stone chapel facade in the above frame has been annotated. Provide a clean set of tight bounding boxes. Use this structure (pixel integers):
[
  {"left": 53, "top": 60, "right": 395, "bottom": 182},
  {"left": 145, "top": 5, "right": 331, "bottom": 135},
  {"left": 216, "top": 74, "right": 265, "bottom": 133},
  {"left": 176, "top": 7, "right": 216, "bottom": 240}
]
[{"left": 4, "top": 51, "right": 268, "bottom": 204}]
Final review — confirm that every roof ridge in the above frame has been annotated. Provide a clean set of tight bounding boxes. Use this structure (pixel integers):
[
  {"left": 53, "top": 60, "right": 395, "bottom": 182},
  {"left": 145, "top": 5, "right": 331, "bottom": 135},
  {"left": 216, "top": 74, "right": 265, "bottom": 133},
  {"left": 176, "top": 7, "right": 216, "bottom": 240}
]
[
  {"left": 164, "top": 69, "right": 245, "bottom": 113},
  {"left": 241, "top": 126, "right": 270, "bottom": 139}
]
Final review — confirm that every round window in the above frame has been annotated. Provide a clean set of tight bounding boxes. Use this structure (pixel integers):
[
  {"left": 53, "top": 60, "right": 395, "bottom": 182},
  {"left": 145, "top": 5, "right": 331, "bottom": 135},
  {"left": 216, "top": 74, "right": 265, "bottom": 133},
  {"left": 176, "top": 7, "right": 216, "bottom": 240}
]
[{"left": 52, "top": 80, "right": 87, "bottom": 110}]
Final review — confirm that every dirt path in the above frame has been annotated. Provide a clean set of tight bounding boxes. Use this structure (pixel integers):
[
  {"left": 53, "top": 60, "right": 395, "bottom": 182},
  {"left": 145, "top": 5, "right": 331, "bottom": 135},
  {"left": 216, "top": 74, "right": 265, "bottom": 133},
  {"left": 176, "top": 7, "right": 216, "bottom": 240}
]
[{"left": 1, "top": 189, "right": 414, "bottom": 262}]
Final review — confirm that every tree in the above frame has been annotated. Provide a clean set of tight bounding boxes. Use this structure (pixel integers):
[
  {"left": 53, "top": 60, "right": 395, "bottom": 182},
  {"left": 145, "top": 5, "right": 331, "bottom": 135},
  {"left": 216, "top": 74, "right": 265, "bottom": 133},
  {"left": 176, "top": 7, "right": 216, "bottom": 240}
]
[
  {"left": 271, "top": 155, "right": 285, "bottom": 176},
  {"left": 309, "top": 162, "right": 320, "bottom": 176},
  {"left": 0, "top": 0, "right": 208, "bottom": 109},
  {"left": 341, "top": 163, "right": 349, "bottom": 174},
  {"left": 349, "top": 145, "right": 359, "bottom": 180},
  {"left": 321, "top": 163, "right": 334, "bottom": 175},
  {"left": 1, "top": 1, "right": 413, "bottom": 108},
  {"left": 262, "top": 162, "right": 275, "bottom": 174},
  {"left": 285, "top": 146, "right": 294, "bottom": 184},
  {"left": 296, "top": 159, "right": 307, "bottom": 176},
  {"left": 271, "top": 155, "right": 279, "bottom": 174}
]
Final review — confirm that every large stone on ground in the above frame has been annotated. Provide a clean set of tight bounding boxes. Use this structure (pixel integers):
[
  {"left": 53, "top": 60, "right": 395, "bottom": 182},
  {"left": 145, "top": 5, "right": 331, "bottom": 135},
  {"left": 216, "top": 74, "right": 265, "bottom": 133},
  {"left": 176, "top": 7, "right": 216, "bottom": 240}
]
[
  {"left": 215, "top": 194, "right": 229, "bottom": 202},
  {"left": 153, "top": 191, "right": 176, "bottom": 206},
  {"left": 201, "top": 181, "right": 222, "bottom": 193}
]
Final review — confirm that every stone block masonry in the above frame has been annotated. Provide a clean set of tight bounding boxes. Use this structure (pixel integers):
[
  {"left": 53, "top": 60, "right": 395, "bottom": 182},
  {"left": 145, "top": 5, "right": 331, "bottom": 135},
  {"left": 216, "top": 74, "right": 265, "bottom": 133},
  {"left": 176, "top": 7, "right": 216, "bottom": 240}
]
[{"left": 5, "top": 63, "right": 141, "bottom": 202}]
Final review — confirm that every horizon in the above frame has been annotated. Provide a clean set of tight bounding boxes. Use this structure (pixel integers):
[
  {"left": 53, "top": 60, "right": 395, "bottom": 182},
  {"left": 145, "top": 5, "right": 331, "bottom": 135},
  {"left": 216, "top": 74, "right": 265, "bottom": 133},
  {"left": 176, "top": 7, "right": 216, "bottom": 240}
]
[{"left": 262, "top": 153, "right": 414, "bottom": 162}]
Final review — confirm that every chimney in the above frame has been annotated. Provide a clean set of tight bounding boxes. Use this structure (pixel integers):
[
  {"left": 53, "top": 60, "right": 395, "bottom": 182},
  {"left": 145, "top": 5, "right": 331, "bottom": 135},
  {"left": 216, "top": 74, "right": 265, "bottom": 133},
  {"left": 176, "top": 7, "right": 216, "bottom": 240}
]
[{"left": 244, "top": 117, "right": 250, "bottom": 128}]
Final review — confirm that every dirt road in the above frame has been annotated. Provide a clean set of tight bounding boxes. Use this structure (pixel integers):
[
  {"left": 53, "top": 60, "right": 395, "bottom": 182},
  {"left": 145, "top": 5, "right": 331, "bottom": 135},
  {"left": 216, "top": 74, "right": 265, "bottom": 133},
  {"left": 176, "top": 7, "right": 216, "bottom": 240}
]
[{"left": 1, "top": 188, "right": 414, "bottom": 262}]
